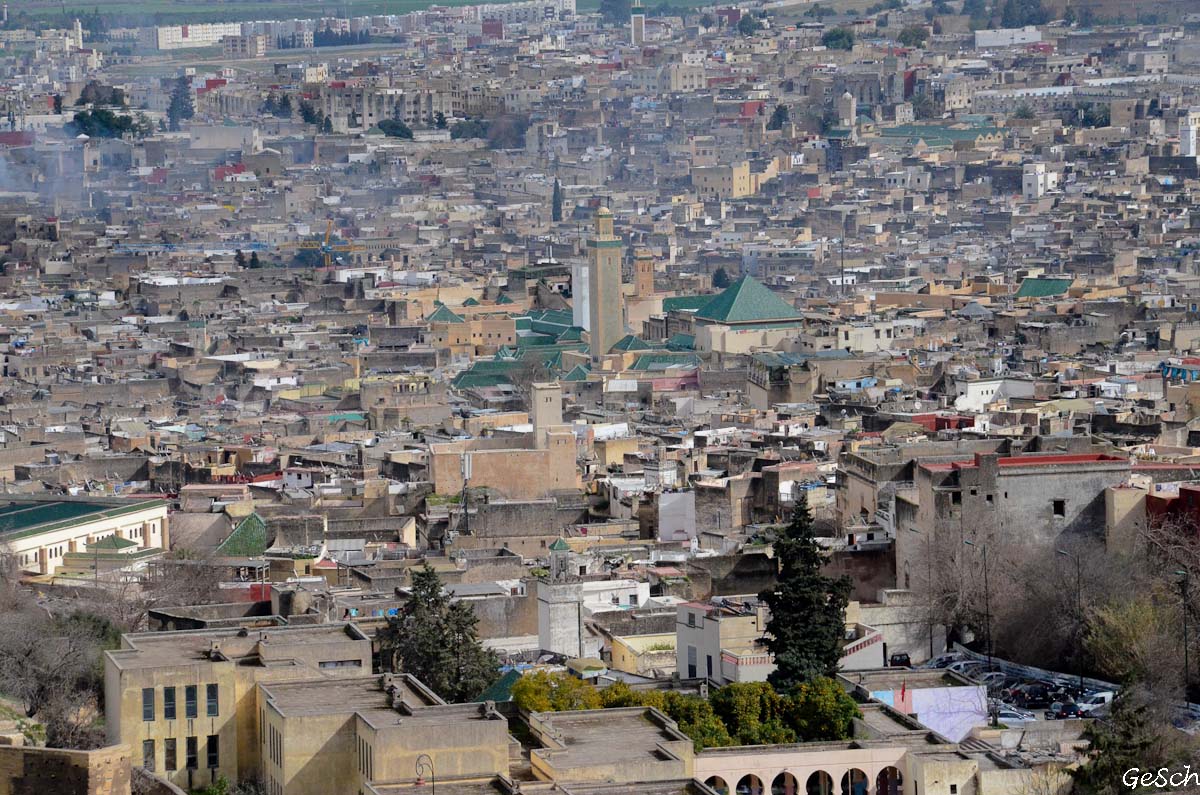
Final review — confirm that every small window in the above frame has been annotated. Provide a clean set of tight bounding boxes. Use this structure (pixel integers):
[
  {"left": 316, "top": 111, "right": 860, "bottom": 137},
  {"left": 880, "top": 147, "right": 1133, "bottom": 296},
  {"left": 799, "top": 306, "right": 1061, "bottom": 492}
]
[
  {"left": 164, "top": 687, "right": 176, "bottom": 720},
  {"left": 1053, "top": 499, "right": 1066, "bottom": 517},
  {"left": 142, "top": 739, "right": 155, "bottom": 771},
  {"left": 207, "top": 735, "right": 220, "bottom": 769},
  {"left": 951, "top": 491, "right": 962, "bottom": 505},
  {"left": 950, "top": 787, "right": 958, "bottom": 795},
  {"left": 186, "top": 736, "right": 198, "bottom": 770},
  {"left": 687, "top": 612, "right": 696, "bottom": 627},
  {"left": 206, "top": 684, "right": 219, "bottom": 717},
  {"left": 142, "top": 688, "right": 155, "bottom": 722},
  {"left": 165, "top": 739, "right": 177, "bottom": 771},
  {"left": 986, "top": 494, "right": 993, "bottom": 504},
  {"left": 185, "top": 686, "right": 198, "bottom": 719}
]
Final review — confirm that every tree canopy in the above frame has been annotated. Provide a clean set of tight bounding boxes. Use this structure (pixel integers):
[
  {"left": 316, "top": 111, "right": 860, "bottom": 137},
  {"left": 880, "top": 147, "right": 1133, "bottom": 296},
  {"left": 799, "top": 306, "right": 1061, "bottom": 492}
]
[
  {"left": 822, "top": 27, "right": 854, "bottom": 50},
  {"left": 897, "top": 25, "right": 928, "bottom": 48},
  {"left": 760, "top": 496, "right": 852, "bottom": 690},
  {"left": 166, "top": 76, "right": 194, "bottom": 132},
  {"left": 766, "top": 104, "right": 790, "bottom": 131},
  {"left": 378, "top": 119, "right": 414, "bottom": 139},
  {"left": 377, "top": 564, "right": 499, "bottom": 703}
]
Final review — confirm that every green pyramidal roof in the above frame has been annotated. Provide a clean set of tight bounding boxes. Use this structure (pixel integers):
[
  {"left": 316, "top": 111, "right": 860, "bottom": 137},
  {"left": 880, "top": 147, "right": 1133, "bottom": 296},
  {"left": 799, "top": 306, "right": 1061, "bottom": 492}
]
[
  {"left": 695, "top": 275, "right": 800, "bottom": 324},
  {"left": 427, "top": 304, "right": 466, "bottom": 323}
]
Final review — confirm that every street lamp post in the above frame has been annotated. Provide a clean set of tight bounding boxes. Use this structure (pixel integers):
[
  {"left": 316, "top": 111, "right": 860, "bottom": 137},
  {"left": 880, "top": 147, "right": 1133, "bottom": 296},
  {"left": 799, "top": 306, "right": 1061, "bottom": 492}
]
[
  {"left": 908, "top": 527, "right": 935, "bottom": 659},
  {"left": 415, "top": 753, "right": 435, "bottom": 794},
  {"left": 964, "top": 539, "right": 994, "bottom": 726},
  {"left": 1056, "top": 549, "right": 1084, "bottom": 692}
]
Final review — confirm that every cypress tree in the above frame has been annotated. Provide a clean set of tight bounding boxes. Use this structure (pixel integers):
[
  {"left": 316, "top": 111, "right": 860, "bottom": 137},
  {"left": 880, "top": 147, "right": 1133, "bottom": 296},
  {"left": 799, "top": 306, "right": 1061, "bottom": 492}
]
[{"left": 759, "top": 496, "right": 852, "bottom": 689}]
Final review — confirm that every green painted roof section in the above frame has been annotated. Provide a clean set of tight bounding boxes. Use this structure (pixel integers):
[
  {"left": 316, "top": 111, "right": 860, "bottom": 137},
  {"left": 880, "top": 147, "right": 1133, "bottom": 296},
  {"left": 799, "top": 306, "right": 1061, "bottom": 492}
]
[
  {"left": 666, "top": 333, "right": 695, "bottom": 351},
  {"left": 427, "top": 304, "right": 465, "bottom": 323},
  {"left": 555, "top": 327, "right": 584, "bottom": 343},
  {"left": 611, "top": 334, "right": 653, "bottom": 352},
  {"left": 88, "top": 534, "right": 138, "bottom": 551},
  {"left": 549, "top": 537, "right": 570, "bottom": 551},
  {"left": 496, "top": 293, "right": 515, "bottom": 304},
  {"left": 695, "top": 275, "right": 800, "bottom": 324},
  {"left": 462, "top": 297, "right": 480, "bottom": 306},
  {"left": 878, "top": 123, "right": 1001, "bottom": 148},
  {"left": 1014, "top": 277, "right": 1073, "bottom": 299},
  {"left": 476, "top": 668, "right": 522, "bottom": 703},
  {"left": 662, "top": 295, "right": 713, "bottom": 313},
  {"left": 327, "top": 412, "right": 366, "bottom": 422},
  {"left": 0, "top": 500, "right": 165, "bottom": 541},
  {"left": 216, "top": 513, "right": 269, "bottom": 557},
  {"left": 629, "top": 352, "right": 701, "bottom": 370},
  {"left": 562, "top": 364, "right": 591, "bottom": 381}
]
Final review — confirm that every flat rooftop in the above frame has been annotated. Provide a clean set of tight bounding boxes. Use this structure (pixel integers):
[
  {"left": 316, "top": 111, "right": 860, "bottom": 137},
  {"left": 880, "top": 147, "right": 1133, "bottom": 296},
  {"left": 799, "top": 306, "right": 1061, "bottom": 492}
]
[
  {"left": 261, "top": 677, "right": 393, "bottom": 718},
  {"left": 534, "top": 709, "right": 685, "bottom": 768},
  {"left": 106, "top": 624, "right": 366, "bottom": 671},
  {"left": 0, "top": 499, "right": 165, "bottom": 539},
  {"left": 843, "top": 669, "right": 973, "bottom": 690}
]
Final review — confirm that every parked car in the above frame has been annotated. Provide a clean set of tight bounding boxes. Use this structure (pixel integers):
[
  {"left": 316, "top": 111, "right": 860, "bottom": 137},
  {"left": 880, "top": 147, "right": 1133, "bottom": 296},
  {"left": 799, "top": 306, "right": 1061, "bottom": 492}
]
[
  {"left": 996, "top": 707, "right": 1037, "bottom": 726},
  {"left": 888, "top": 653, "right": 912, "bottom": 668},
  {"left": 1077, "top": 691, "right": 1116, "bottom": 713},
  {"left": 1014, "top": 686, "right": 1054, "bottom": 710},
  {"left": 926, "top": 653, "right": 962, "bottom": 669},
  {"left": 1044, "top": 702, "right": 1084, "bottom": 720},
  {"left": 978, "top": 671, "right": 1007, "bottom": 688},
  {"left": 947, "top": 660, "right": 987, "bottom": 676}
]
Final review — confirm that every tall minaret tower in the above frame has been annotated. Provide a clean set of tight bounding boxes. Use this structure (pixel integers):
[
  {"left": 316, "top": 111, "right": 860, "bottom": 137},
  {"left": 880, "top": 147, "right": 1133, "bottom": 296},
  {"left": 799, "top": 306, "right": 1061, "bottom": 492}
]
[
  {"left": 587, "top": 207, "right": 623, "bottom": 361},
  {"left": 630, "top": 0, "right": 645, "bottom": 46},
  {"left": 1182, "top": 108, "right": 1200, "bottom": 159},
  {"left": 633, "top": 248, "right": 654, "bottom": 297}
]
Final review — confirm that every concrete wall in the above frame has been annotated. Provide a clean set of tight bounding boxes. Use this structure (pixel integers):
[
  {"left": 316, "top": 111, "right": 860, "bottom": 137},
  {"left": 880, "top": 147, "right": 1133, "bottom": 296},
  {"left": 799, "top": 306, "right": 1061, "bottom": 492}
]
[{"left": 0, "top": 744, "right": 131, "bottom": 795}]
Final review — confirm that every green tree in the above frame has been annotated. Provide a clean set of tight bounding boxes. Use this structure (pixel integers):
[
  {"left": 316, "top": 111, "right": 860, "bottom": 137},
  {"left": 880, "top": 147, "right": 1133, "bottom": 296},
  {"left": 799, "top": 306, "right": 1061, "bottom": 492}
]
[
  {"left": 822, "top": 27, "right": 854, "bottom": 50},
  {"left": 662, "top": 691, "right": 732, "bottom": 751},
  {"left": 321, "top": 116, "right": 333, "bottom": 134},
  {"left": 52, "top": 94, "right": 63, "bottom": 114},
  {"left": 759, "top": 496, "right": 852, "bottom": 690},
  {"left": 166, "top": 76, "right": 193, "bottom": 132},
  {"left": 699, "top": 12, "right": 715, "bottom": 27},
  {"left": 377, "top": 564, "right": 499, "bottom": 702},
  {"left": 262, "top": 93, "right": 278, "bottom": 115},
  {"left": 897, "top": 25, "right": 927, "bottom": 47},
  {"left": 1012, "top": 104, "right": 1036, "bottom": 119},
  {"left": 276, "top": 94, "right": 292, "bottom": 118},
  {"left": 599, "top": 0, "right": 631, "bottom": 23},
  {"left": 248, "top": 252, "right": 261, "bottom": 269},
  {"left": 552, "top": 179, "right": 563, "bottom": 222},
  {"left": 298, "top": 100, "right": 319, "bottom": 124},
  {"left": 1069, "top": 691, "right": 1155, "bottom": 795},
  {"left": 234, "top": 250, "right": 246, "bottom": 268},
  {"left": 736, "top": 13, "right": 761, "bottom": 35},
  {"left": 378, "top": 118, "right": 412, "bottom": 139},
  {"left": 781, "top": 676, "right": 860, "bottom": 741},
  {"left": 512, "top": 671, "right": 602, "bottom": 712},
  {"left": 434, "top": 110, "right": 447, "bottom": 129},
  {"left": 451, "top": 118, "right": 490, "bottom": 139},
  {"left": 712, "top": 267, "right": 732, "bottom": 289},
  {"left": 766, "top": 104, "right": 790, "bottom": 131},
  {"left": 709, "top": 682, "right": 795, "bottom": 745}
]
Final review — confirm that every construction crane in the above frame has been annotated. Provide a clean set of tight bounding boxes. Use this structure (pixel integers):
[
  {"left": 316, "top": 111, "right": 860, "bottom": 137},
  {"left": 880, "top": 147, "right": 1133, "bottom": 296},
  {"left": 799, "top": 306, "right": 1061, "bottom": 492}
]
[
  {"left": 111, "top": 241, "right": 272, "bottom": 256},
  {"left": 277, "top": 220, "right": 365, "bottom": 268}
]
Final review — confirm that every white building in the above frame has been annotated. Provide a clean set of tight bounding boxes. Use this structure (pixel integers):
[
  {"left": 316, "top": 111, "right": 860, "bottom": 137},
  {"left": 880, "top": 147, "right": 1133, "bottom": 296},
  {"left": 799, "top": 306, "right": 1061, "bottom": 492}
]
[
  {"left": 140, "top": 22, "right": 243, "bottom": 51},
  {"left": 973, "top": 25, "right": 1041, "bottom": 49}
]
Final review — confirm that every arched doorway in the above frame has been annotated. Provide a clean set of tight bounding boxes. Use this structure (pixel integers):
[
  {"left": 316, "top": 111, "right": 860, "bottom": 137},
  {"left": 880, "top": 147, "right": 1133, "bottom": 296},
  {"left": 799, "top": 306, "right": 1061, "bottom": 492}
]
[
  {"left": 773, "top": 772, "right": 800, "bottom": 795},
  {"left": 738, "top": 774, "right": 765, "bottom": 795},
  {"left": 807, "top": 771, "right": 834, "bottom": 795},
  {"left": 706, "top": 776, "right": 730, "bottom": 795},
  {"left": 841, "top": 768, "right": 869, "bottom": 795},
  {"left": 877, "top": 767, "right": 903, "bottom": 795}
]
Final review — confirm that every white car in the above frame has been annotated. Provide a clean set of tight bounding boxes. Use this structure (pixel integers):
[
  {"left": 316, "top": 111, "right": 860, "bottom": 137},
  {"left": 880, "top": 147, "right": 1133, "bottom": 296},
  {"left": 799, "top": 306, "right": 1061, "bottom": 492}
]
[
  {"left": 996, "top": 707, "right": 1037, "bottom": 726},
  {"left": 1077, "top": 691, "right": 1115, "bottom": 713}
]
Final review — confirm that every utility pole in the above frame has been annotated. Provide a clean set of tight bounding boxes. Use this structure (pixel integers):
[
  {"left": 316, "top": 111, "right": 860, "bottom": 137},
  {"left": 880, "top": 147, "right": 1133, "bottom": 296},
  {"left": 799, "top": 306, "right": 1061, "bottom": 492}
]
[
  {"left": 1179, "top": 569, "right": 1191, "bottom": 700},
  {"left": 964, "top": 539, "right": 994, "bottom": 723}
]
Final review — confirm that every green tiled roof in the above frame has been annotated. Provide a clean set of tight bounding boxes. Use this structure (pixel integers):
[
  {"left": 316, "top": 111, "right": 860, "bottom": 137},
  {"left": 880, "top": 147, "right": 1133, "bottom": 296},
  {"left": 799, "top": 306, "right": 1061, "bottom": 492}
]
[
  {"left": 662, "top": 295, "right": 713, "bottom": 313},
  {"left": 562, "top": 364, "right": 591, "bottom": 381},
  {"left": 666, "top": 333, "right": 695, "bottom": 351},
  {"left": 1014, "top": 277, "right": 1073, "bottom": 299},
  {"left": 629, "top": 353, "right": 701, "bottom": 370},
  {"left": 216, "top": 513, "right": 269, "bottom": 557},
  {"left": 611, "top": 334, "right": 653, "bottom": 352},
  {"left": 0, "top": 500, "right": 165, "bottom": 541},
  {"left": 496, "top": 293, "right": 515, "bottom": 305},
  {"left": 88, "top": 534, "right": 138, "bottom": 551},
  {"left": 427, "top": 304, "right": 466, "bottom": 323},
  {"left": 476, "top": 669, "right": 522, "bottom": 703},
  {"left": 462, "top": 297, "right": 480, "bottom": 306},
  {"left": 695, "top": 275, "right": 800, "bottom": 324}
]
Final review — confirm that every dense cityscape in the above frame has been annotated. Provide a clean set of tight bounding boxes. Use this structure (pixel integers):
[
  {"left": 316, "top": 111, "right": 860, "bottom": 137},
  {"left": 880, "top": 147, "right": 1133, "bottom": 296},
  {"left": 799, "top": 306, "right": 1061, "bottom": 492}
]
[{"left": 0, "top": 0, "right": 1196, "bottom": 792}]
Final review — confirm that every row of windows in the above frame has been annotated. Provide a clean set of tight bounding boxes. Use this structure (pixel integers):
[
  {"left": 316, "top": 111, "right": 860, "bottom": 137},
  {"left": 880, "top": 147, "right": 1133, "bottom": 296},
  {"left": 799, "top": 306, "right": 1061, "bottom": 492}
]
[
  {"left": 356, "top": 734, "right": 374, "bottom": 780},
  {"left": 141, "top": 734, "right": 216, "bottom": 772},
  {"left": 268, "top": 723, "right": 283, "bottom": 768},
  {"left": 143, "top": 684, "right": 218, "bottom": 721}
]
